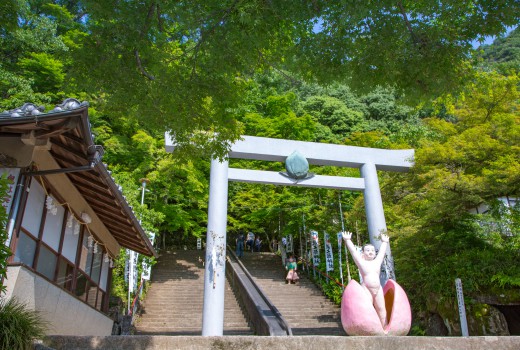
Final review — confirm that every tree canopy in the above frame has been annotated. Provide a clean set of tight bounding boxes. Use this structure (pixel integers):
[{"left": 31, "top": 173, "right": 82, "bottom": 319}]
[
  {"left": 2, "top": 1, "right": 518, "bottom": 155},
  {"left": 1, "top": 1, "right": 519, "bottom": 334},
  {"left": 480, "top": 26, "right": 520, "bottom": 73}
]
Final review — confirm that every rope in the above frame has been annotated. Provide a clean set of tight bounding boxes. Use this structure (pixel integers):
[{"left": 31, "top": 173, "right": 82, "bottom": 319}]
[
  {"left": 338, "top": 193, "right": 351, "bottom": 282},
  {"left": 345, "top": 246, "right": 352, "bottom": 282},
  {"left": 301, "top": 258, "right": 345, "bottom": 288}
]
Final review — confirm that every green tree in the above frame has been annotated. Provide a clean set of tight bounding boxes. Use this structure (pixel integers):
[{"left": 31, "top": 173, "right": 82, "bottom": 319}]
[
  {"left": 242, "top": 92, "right": 317, "bottom": 141},
  {"left": 148, "top": 156, "right": 210, "bottom": 244},
  {"left": 3, "top": 2, "right": 518, "bottom": 156},
  {"left": 378, "top": 71, "right": 520, "bottom": 320},
  {"left": 54, "top": 0, "right": 519, "bottom": 155},
  {"left": 0, "top": 2, "right": 71, "bottom": 109},
  {"left": 302, "top": 95, "right": 366, "bottom": 139},
  {"left": 480, "top": 27, "right": 520, "bottom": 72}
]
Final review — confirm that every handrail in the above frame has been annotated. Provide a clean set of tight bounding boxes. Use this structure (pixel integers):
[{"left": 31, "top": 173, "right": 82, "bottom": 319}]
[
  {"left": 129, "top": 279, "right": 144, "bottom": 318},
  {"left": 226, "top": 247, "right": 292, "bottom": 336}
]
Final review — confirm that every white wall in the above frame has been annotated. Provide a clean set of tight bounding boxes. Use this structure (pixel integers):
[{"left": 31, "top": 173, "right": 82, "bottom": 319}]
[{"left": 3, "top": 266, "right": 113, "bottom": 336}]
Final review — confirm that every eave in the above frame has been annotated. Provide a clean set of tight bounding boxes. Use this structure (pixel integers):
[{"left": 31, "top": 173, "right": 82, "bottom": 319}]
[{"left": 0, "top": 100, "right": 157, "bottom": 257}]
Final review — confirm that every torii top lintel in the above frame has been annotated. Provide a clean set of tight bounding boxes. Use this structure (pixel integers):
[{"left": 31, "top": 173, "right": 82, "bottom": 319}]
[{"left": 166, "top": 135, "right": 415, "bottom": 172}]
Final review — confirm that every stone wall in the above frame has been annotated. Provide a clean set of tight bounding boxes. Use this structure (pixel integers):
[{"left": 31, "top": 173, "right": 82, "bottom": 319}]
[{"left": 4, "top": 266, "right": 113, "bottom": 336}]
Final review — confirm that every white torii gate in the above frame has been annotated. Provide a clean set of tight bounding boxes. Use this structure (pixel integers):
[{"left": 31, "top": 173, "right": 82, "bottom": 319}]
[{"left": 165, "top": 134, "right": 414, "bottom": 336}]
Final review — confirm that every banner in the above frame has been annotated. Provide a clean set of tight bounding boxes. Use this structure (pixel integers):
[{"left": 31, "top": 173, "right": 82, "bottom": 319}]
[
  {"left": 324, "top": 232, "right": 334, "bottom": 272},
  {"left": 286, "top": 234, "right": 293, "bottom": 253},
  {"left": 124, "top": 255, "right": 129, "bottom": 283},
  {"left": 141, "top": 232, "right": 155, "bottom": 280},
  {"left": 311, "top": 230, "right": 320, "bottom": 266},
  {"left": 128, "top": 250, "right": 139, "bottom": 291},
  {"left": 1, "top": 168, "right": 20, "bottom": 216}
]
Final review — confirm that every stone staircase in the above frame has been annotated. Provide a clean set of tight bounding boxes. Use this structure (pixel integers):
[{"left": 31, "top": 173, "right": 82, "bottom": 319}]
[
  {"left": 40, "top": 249, "right": 520, "bottom": 348},
  {"left": 240, "top": 252, "right": 345, "bottom": 336},
  {"left": 134, "top": 250, "right": 253, "bottom": 335}
]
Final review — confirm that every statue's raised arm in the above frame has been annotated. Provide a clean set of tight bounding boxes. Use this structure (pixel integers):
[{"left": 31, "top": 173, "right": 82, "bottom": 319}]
[
  {"left": 374, "top": 233, "right": 389, "bottom": 266},
  {"left": 342, "top": 231, "right": 363, "bottom": 267}
]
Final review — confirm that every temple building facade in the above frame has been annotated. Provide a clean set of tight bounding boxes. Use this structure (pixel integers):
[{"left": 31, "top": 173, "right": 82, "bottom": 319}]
[{"left": 1, "top": 99, "right": 156, "bottom": 335}]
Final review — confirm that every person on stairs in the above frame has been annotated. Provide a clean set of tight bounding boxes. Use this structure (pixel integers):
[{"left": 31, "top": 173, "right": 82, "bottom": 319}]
[
  {"left": 254, "top": 237, "right": 262, "bottom": 252},
  {"left": 246, "top": 231, "right": 255, "bottom": 252},
  {"left": 285, "top": 254, "right": 299, "bottom": 284},
  {"left": 236, "top": 232, "right": 245, "bottom": 258}
]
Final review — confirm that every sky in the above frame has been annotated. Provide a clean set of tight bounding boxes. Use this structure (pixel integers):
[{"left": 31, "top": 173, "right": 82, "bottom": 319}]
[
  {"left": 312, "top": 19, "right": 516, "bottom": 50},
  {"left": 472, "top": 26, "right": 516, "bottom": 48}
]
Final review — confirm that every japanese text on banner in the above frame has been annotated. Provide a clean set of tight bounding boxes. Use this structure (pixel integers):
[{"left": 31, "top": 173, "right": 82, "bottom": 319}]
[
  {"left": 324, "top": 232, "right": 334, "bottom": 272},
  {"left": 311, "top": 230, "right": 320, "bottom": 266}
]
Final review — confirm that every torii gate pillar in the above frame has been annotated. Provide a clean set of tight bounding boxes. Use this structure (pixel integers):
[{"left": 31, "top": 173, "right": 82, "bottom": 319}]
[
  {"left": 361, "top": 162, "right": 395, "bottom": 281},
  {"left": 201, "top": 158, "right": 229, "bottom": 336}
]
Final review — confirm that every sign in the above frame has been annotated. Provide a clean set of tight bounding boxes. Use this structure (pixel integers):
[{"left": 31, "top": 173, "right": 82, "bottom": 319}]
[
  {"left": 2, "top": 168, "right": 20, "bottom": 247},
  {"left": 455, "top": 278, "right": 469, "bottom": 336},
  {"left": 311, "top": 230, "right": 320, "bottom": 266},
  {"left": 324, "top": 232, "right": 334, "bottom": 272},
  {"left": 337, "top": 232, "right": 343, "bottom": 250}
]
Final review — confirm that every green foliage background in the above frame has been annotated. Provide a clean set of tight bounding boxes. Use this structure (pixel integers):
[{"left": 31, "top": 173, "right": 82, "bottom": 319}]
[{"left": 0, "top": 0, "right": 519, "bottom": 334}]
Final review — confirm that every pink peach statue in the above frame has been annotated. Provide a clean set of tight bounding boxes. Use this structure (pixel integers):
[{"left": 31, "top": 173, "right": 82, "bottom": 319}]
[{"left": 341, "top": 231, "right": 411, "bottom": 336}]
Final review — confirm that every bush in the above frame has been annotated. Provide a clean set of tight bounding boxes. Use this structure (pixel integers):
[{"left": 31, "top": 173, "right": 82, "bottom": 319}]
[{"left": 0, "top": 297, "right": 46, "bottom": 350}]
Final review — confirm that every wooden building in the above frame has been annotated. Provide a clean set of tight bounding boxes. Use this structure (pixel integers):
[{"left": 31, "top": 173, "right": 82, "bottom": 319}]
[{"left": 1, "top": 99, "right": 156, "bottom": 335}]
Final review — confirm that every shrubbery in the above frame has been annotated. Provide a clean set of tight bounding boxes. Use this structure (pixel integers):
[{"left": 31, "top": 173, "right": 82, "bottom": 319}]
[{"left": 0, "top": 297, "right": 46, "bottom": 350}]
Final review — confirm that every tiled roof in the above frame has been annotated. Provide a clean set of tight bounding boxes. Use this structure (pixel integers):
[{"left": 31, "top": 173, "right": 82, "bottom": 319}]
[{"left": 1, "top": 99, "right": 157, "bottom": 257}]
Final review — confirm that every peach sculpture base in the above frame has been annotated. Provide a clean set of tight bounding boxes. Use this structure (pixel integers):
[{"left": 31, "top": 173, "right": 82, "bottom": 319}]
[{"left": 341, "top": 279, "right": 412, "bottom": 336}]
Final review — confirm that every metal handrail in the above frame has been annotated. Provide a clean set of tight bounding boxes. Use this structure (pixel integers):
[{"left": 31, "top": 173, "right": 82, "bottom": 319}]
[{"left": 129, "top": 279, "right": 144, "bottom": 318}]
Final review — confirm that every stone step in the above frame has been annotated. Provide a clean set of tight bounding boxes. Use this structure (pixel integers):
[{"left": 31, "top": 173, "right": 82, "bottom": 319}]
[
  {"left": 133, "top": 329, "right": 254, "bottom": 336},
  {"left": 142, "top": 293, "right": 238, "bottom": 299},
  {"left": 135, "top": 250, "right": 251, "bottom": 335},
  {"left": 239, "top": 252, "right": 344, "bottom": 336},
  {"left": 137, "top": 322, "right": 250, "bottom": 328},
  {"left": 137, "top": 321, "right": 249, "bottom": 327},
  {"left": 141, "top": 303, "right": 241, "bottom": 309},
  {"left": 138, "top": 315, "right": 245, "bottom": 319},
  {"left": 42, "top": 335, "right": 520, "bottom": 350}
]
